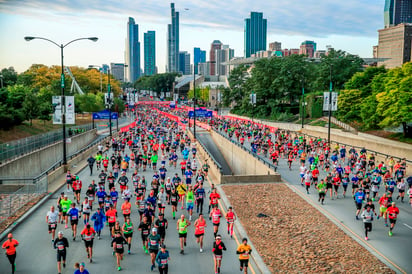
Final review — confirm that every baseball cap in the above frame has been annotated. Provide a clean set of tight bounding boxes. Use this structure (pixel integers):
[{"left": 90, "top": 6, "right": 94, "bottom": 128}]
[
  {"left": 160, "top": 244, "right": 166, "bottom": 249},
  {"left": 152, "top": 228, "right": 157, "bottom": 233}
]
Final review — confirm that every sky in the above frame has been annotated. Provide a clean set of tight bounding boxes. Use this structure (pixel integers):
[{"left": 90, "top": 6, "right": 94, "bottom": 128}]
[{"left": 0, "top": 0, "right": 384, "bottom": 74}]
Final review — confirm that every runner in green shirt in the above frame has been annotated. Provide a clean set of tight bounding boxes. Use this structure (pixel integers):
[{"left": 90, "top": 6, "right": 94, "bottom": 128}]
[
  {"left": 177, "top": 215, "right": 191, "bottom": 254},
  {"left": 317, "top": 179, "right": 326, "bottom": 205},
  {"left": 186, "top": 187, "right": 195, "bottom": 221},
  {"left": 60, "top": 195, "right": 72, "bottom": 229},
  {"left": 151, "top": 154, "right": 159, "bottom": 171},
  {"left": 122, "top": 218, "right": 133, "bottom": 254}
]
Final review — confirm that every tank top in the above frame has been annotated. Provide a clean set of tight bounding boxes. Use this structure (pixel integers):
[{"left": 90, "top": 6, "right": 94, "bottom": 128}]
[
  {"left": 186, "top": 191, "right": 194, "bottom": 203},
  {"left": 123, "top": 223, "right": 133, "bottom": 234},
  {"left": 178, "top": 219, "right": 188, "bottom": 234},
  {"left": 113, "top": 227, "right": 122, "bottom": 237},
  {"left": 195, "top": 219, "right": 206, "bottom": 234}
]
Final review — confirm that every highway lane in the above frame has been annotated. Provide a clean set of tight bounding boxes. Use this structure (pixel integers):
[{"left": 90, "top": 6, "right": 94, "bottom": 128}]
[
  {"left": 216, "top": 129, "right": 412, "bottom": 273},
  {"left": 0, "top": 143, "right": 250, "bottom": 274}
]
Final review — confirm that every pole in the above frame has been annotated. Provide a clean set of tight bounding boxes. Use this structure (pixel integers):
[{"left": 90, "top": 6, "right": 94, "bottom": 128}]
[
  {"left": 0, "top": 74, "right": 3, "bottom": 88},
  {"left": 301, "top": 78, "right": 305, "bottom": 129},
  {"left": 100, "top": 69, "right": 102, "bottom": 93},
  {"left": 108, "top": 68, "right": 112, "bottom": 139},
  {"left": 61, "top": 45, "right": 67, "bottom": 167},
  {"left": 328, "top": 64, "right": 332, "bottom": 146},
  {"left": 193, "top": 69, "right": 196, "bottom": 140}
]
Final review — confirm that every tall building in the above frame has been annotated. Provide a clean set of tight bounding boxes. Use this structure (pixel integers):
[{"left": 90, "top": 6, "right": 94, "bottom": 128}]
[
  {"left": 125, "top": 17, "right": 141, "bottom": 83},
  {"left": 377, "top": 23, "right": 412, "bottom": 68},
  {"left": 167, "top": 3, "right": 180, "bottom": 72},
  {"left": 299, "top": 40, "right": 316, "bottom": 58},
  {"left": 244, "top": 12, "right": 267, "bottom": 58},
  {"left": 384, "top": 0, "right": 412, "bottom": 28},
  {"left": 179, "top": 51, "right": 191, "bottom": 75},
  {"left": 110, "top": 63, "right": 126, "bottom": 82},
  {"left": 194, "top": 47, "right": 206, "bottom": 74},
  {"left": 144, "top": 31, "right": 156, "bottom": 76},
  {"left": 209, "top": 40, "right": 222, "bottom": 75},
  {"left": 215, "top": 45, "right": 235, "bottom": 76},
  {"left": 269, "top": 42, "right": 282, "bottom": 51}
]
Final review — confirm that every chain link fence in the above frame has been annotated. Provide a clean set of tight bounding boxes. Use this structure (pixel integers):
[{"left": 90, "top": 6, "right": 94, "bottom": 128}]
[
  {"left": 0, "top": 177, "right": 48, "bottom": 226},
  {"left": 0, "top": 123, "right": 93, "bottom": 164}
]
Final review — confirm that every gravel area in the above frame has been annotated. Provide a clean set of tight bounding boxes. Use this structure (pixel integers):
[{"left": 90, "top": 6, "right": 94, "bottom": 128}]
[{"left": 222, "top": 184, "right": 394, "bottom": 274}]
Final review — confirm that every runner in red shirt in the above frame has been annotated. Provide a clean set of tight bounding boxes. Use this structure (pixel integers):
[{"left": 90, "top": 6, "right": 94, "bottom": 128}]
[
  {"left": 80, "top": 223, "right": 96, "bottom": 263},
  {"left": 102, "top": 157, "right": 109, "bottom": 172},
  {"left": 210, "top": 206, "right": 221, "bottom": 238},
  {"left": 226, "top": 206, "right": 236, "bottom": 238},
  {"left": 2, "top": 233, "right": 19, "bottom": 274},
  {"left": 387, "top": 202, "right": 400, "bottom": 236},
  {"left": 194, "top": 213, "right": 207, "bottom": 252},
  {"left": 72, "top": 176, "right": 82, "bottom": 204},
  {"left": 105, "top": 205, "right": 117, "bottom": 237}
]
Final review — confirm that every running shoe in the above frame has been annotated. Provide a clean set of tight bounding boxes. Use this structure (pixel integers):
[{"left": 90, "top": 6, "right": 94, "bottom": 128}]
[
  {"left": 389, "top": 231, "right": 393, "bottom": 236},
  {"left": 365, "top": 237, "right": 368, "bottom": 241},
  {"left": 200, "top": 248, "right": 203, "bottom": 253},
  {"left": 118, "top": 266, "right": 121, "bottom": 271},
  {"left": 128, "top": 250, "right": 131, "bottom": 254},
  {"left": 151, "top": 264, "right": 155, "bottom": 271}
]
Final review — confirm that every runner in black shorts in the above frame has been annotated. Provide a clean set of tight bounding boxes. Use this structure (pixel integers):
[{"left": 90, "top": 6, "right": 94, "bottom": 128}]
[{"left": 54, "top": 231, "right": 69, "bottom": 274}]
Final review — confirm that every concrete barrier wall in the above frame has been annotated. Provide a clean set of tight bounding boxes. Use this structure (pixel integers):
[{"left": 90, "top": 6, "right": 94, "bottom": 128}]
[
  {"left": 0, "top": 129, "right": 98, "bottom": 179},
  {"left": 210, "top": 131, "right": 276, "bottom": 176},
  {"left": 221, "top": 174, "right": 281, "bottom": 184}
]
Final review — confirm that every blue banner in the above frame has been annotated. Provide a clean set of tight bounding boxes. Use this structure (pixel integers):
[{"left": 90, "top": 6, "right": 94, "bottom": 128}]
[
  {"left": 92, "top": 110, "right": 118, "bottom": 120},
  {"left": 188, "top": 109, "right": 213, "bottom": 118}
]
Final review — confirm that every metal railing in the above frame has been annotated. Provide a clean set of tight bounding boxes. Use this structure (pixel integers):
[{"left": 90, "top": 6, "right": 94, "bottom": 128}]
[{"left": 0, "top": 123, "right": 94, "bottom": 163}]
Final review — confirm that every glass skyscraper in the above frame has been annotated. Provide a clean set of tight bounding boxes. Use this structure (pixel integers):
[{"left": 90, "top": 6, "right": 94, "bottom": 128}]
[
  {"left": 167, "top": 3, "right": 179, "bottom": 72},
  {"left": 144, "top": 31, "right": 156, "bottom": 76},
  {"left": 384, "top": 0, "right": 412, "bottom": 28},
  {"left": 244, "top": 12, "right": 267, "bottom": 58},
  {"left": 126, "top": 17, "right": 141, "bottom": 83},
  {"left": 193, "top": 47, "right": 206, "bottom": 74}
]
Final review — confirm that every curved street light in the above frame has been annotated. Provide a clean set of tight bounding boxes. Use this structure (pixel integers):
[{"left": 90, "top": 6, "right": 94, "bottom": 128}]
[{"left": 24, "top": 36, "right": 98, "bottom": 167}]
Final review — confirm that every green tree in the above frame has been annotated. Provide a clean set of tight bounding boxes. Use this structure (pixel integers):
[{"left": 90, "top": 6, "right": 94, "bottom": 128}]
[
  {"left": 38, "top": 102, "right": 52, "bottom": 125},
  {"left": 22, "top": 92, "right": 40, "bottom": 125},
  {"left": 1, "top": 67, "right": 18, "bottom": 88}
]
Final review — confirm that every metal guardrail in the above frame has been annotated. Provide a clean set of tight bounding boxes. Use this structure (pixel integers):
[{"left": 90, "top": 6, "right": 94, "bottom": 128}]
[
  {"left": 0, "top": 123, "right": 94, "bottom": 164},
  {"left": 0, "top": 132, "right": 112, "bottom": 226},
  {"left": 195, "top": 135, "right": 223, "bottom": 174}
]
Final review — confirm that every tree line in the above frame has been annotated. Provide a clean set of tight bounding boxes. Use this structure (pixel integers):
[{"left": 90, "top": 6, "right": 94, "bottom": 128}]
[{"left": 0, "top": 65, "right": 124, "bottom": 130}]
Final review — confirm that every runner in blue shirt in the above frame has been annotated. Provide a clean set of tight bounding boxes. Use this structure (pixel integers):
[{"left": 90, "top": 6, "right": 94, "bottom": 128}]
[
  {"left": 354, "top": 188, "right": 365, "bottom": 220},
  {"left": 67, "top": 203, "right": 80, "bottom": 241}
]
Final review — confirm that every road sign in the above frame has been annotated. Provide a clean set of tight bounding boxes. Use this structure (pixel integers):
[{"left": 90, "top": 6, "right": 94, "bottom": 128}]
[
  {"left": 60, "top": 74, "right": 65, "bottom": 88},
  {"left": 105, "top": 93, "right": 114, "bottom": 106},
  {"left": 188, "top": 108, "right": 213, "bottom": 118},
  {"left": 323, "top": 92, "right": 338, "bottom": 111},
  {"left": 250, "top": 93, "right": 256, "bottom": 105},
  {"left": 92, "top": 110, "right": 118, "bottom": 120}
]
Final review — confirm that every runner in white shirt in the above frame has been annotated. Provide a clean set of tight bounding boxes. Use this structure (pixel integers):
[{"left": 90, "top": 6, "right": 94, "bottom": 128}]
[
  {"left": 157, "top": 188, "right": 167, "bottom": 215},
  {"left": 46, "top": 206, "right": 59, "bottom": 242},
  {"left": 299, "top": 163, "right": 307, "bottom": 186}
]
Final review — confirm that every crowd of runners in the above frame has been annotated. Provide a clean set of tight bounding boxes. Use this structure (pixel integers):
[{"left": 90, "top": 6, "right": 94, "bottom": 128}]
[{"left": 42, "top": 107, "right": 252, "bottom": 274}]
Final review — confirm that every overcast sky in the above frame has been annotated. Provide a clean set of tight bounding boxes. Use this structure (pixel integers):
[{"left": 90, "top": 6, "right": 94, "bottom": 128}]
[{"left": 0, "top": 0, "right": 384, "bottom": 74}]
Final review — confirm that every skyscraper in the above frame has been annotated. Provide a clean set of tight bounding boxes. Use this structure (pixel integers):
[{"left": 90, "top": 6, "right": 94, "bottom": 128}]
[
  {"left": 144, "top": 31, "right": 156, "bottom": 76},
  {"left": 244, "top": 12, "right": 267, "bottom": 58},
  {"left": 209, "top": 40, "right": 222, "bottom": 76},
  {"left": 299, "top": 40, "right": 317, "bottom": 58},
  {"left": 194, "top": 47, "right": 206, "bottom": 74},
  {"left": 110, "top": 63, "right": 126, "bottom": 82},
  {"left": 384, "top": 0, "right": 412, "bottom": 28},
  {"left": 167, "top": 3, "right": 179, "bottom": 72},
  {"left": 179, "top": 51, "right": 191, "bottom": 75},
  {"left": 216, "top": 45, "right": 235, "bottom": 76},
  {"left": 125, "top": 17, "right": 141, "bottom": 83}
]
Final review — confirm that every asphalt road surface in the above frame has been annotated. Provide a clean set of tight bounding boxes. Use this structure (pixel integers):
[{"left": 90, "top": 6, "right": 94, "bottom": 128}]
[
  {"left": 217, "top": 129, "right": 412, "bottom": 274},
  {"left": 0, "top": 143, "right": 252, "bottom": 274}
]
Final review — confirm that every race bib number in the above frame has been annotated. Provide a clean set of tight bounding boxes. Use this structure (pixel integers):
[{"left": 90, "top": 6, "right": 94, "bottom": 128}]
[
  {"left": 116, "top": 244, "right": 123, "bottom": 249},
  {"left": 50, "top": 223, "right": 56, "bottom": 228},
  {"left": 161, "top": 259, "right": 168, "bottom": 264},
  {"left": 58, "top": 244, "right": 64, "bottom": 250},
  {"left": 72, "top": 215, "right": 77, "bottom": 220}
]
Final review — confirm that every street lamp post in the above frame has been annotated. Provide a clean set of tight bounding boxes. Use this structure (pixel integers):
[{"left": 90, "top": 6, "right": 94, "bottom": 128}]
[
  {"left": 328, "top": 64, "right": 333, "bottom": 146},
  {"left": 193, "top": 66, "right": 196, "bottom": 140},
  {"left": 25, "top": 36, "right": 98, "bottom": 167},
  {"left": 0, "top": 74, "right": 3, "bottom": 88},
  {"left": 301, "top": 77, "right": 305, "bottom": 129}
]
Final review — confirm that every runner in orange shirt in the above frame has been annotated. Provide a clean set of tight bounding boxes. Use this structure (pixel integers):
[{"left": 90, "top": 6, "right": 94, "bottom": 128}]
[
  {"left": 105, "top": 204, "right": 117, "bottom": 237},
  {"left": 80, "top": 223, "right": 96, "bottom": 263},
  {"left": 121, "top": 199, "right": 132, "bottom": 221}
]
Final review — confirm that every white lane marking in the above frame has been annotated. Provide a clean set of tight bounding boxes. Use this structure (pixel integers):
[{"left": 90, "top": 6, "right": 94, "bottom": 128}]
[{"left": 404, "top": 223, "right": 412, "bottom": 230}]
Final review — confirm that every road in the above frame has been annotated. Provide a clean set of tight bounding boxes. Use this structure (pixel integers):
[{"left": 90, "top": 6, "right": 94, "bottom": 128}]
[
  {"left": 0, "top": 141, "right": 251, "bottom": 274},
  {"left": 216, "top": 128, "right": 412, "bottom": 273}
]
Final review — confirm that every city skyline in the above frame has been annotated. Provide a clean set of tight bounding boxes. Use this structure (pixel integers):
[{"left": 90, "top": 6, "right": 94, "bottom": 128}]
[{"left": 1, "top": 0, "right": 383, "bottom": 75}]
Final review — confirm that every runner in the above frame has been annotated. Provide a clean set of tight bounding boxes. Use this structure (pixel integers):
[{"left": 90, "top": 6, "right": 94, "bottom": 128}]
[
  {"left": 194, "top": 213, "right": 207, "bottom": 252},
  {"left": 60, "top": 195, "right": 72, "bottom": 229},
  {"left": 80, "top": 223, "right": 96, "bottom": 263},
  {"left": 212, "top": 235, "right": 226, "bottom": 274},
  {"left": 91, "top": 208, "right": 105, "bottom": 239},
  {"left": 177, "top": 214, "right": 191, "bottom": 254},
  {"left": 67, "top": 202, "right": 81, "bottom": 241},
  {"left": 186, "top": 186, "right": 195, "bottom": 221},
  {"left": 170, "top": 188, "right": 179, "bottom": 220},
  {"left": 111, "top": 233, "right": 128, "bottom": 271},
  {"left": 378, "top": 193, "right": 389, "bottom": 226},
  {"left": 105, "top": 204, "right": 117, "bottom": 237},
  {"left": 209, "top": 188, "right": 221, "bottom": 212},
  {"left": 121, "top": 198, "right": 132, "bottom": 221},
  {"left": 138, "top": 216, "right": 151, "bottom": 254},
  {"left": 176, "top": 181, "right": 187, "bottom": 210},
  {"left": 54, "top": 231, "right": 69, "bottom": 274},
  {"left": 210, "top": 206, "right": 222, "bottom": 238},
  {"left": 156, "top": 244, "right": 170, "bottom": 274},
  {"left": 122, "top": 217, "right": 134, "bottom": 254},
  {"left": 72, "top": 176, "right": 82, "bottom": 204},
  {"left": 65, "top": 170, "right": 73, "bottom": 192},
  {"left": 154, "top": 213, "right": 168, "bottom": 245},
  {"left": 46, "top": 205, "right": 59, "bottom": 243},
  {"left": 317, "top": 179, "right": 327, "bottom": 205},
  {"left": 354, "top": 188, "right": 365, "bottom": 220},
  {"left": 2, "top": 233, "right": 19, "bottom": 274},
  {"left": 81, "top": 197, "right": 91, "bottom": 225},
  {"left": 195, "top": 183, "right": 206, "bottom": 214},
  {"left": 148, "top": 228, "right": 161, "bottom": 271},
  {"left": 361, "top": 204, "right": 374, "bottom": 240},
  {"left": 387, "top": 202, "right": 400, "bottom": 236},
  {"left": 226, "top": 206, "right": 236, "bottom": 238},
  {"left": 236, "top": 238, "right": 252, "bottom": 274}
]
